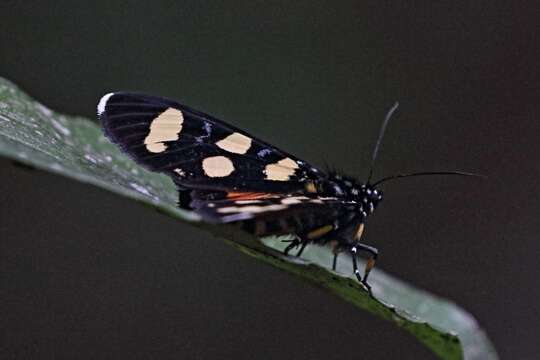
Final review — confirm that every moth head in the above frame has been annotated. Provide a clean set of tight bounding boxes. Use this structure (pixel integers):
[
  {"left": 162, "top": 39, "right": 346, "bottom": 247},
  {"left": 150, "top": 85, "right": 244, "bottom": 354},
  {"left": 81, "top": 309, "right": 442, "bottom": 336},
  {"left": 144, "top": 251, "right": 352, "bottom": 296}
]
[{"left": 360, "top": 185, "right": 383, "bottom": 214}]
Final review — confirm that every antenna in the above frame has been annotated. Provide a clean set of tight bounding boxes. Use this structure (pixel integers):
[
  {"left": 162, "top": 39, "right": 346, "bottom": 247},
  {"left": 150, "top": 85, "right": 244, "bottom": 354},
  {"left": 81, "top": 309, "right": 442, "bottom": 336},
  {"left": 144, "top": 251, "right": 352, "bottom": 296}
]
[
  {"left": 366, "top": 103, "right": 482, "bottom": 187},
  {"left": 367, "top": 102, "right": 399, "bottom": 184},
  {"left": 372, "top": 171, "right": 484, "bottom": 187}
]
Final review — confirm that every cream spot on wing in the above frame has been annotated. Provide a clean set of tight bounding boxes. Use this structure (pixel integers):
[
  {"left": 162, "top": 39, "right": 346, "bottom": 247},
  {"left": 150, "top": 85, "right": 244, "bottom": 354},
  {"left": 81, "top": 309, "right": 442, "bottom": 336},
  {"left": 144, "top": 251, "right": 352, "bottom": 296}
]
[
  {"left": 216, "top": 132, "right": 252, "bottom": 154},
  {"left": 97, "top": 93, "right": 114, "bottom": 115},
  {"left": 264, "top": 157, "right": 299, "bottom": 181},
  {"left": 308, "top": 196, "right": 338, "bottom": 204},
  {"left": 217, "top": 204, "right": 288, "bottom": 214},
  {"left": 234, "top": 200, "right": 264, "bottom": 204},
  {"left": 144, "top": 108, "right": 184, "bottom": 153},
  {"left": 202, "top": 156, "right": 235, "bottom": 177},
  {"left": 281, "top": 196, "right": 309, "bottom": 204}
]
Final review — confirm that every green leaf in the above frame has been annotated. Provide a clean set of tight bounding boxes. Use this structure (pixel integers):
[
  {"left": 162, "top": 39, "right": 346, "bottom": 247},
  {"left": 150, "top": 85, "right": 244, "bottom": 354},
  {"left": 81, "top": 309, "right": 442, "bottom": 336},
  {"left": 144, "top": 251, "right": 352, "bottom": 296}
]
[{"left": 0, "top": 77, "right": 498, "bottom": 360}]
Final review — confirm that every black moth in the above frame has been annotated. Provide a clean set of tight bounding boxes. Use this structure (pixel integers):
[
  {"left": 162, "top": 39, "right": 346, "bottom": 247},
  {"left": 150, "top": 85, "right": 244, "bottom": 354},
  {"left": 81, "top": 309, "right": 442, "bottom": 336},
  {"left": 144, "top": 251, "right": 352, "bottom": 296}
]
[{"left": 98, "top": 93, "right": 475, "bottom": 292}]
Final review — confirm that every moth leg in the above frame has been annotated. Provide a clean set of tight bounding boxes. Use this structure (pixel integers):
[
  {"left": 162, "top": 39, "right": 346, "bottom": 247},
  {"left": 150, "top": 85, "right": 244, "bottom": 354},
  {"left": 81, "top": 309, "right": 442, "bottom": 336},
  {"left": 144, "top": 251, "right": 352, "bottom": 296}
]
[
  {"left": 330, "top": 239, "right": 340, "bottom": 271},
  {"left": 295, "top": 239, "right": 309, "bottom": 257},
  {"left": 282, "top": 236, "right": 309, "bottom": 257},
  {"left": 332, "top": 253, "right": 339, "bottom": 271},
  {"left": 283, "top": 237, "right": 301, "bottom": 256},
  {"left": 350, "top": 243, "right": 379, "bottom": 293}
]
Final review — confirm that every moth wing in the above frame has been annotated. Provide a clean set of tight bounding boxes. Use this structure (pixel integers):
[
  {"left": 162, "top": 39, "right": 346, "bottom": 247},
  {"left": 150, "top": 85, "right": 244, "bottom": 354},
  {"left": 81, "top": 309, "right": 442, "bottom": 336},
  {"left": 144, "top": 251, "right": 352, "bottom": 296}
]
[
  {"left": 190, "top": 193, "right": 354, "bottom": 238},
  {"left": 191, "top": 192, "right": 349, "bottom": 227},
  {"left": 99, "top": 92, "right": 325, "bottom": 193}
]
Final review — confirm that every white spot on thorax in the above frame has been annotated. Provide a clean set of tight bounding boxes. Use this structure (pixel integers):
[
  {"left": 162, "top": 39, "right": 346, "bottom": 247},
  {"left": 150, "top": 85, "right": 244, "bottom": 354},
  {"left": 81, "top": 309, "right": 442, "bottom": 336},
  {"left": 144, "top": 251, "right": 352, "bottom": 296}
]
[
  {"left": 264, "top": 157, "right": 299, "bottom": 181},
  {"left": 144, "top": 108, "right": 184, "bottom": 153},
  {"left": 97, "top": 93, "right": 114, "bottom": 115},
  {"left": 202, "top": 156, "right": 235, "bottom": 177},
  {"left": 216, "top": 132, "right": 252, "bottom": 154}
]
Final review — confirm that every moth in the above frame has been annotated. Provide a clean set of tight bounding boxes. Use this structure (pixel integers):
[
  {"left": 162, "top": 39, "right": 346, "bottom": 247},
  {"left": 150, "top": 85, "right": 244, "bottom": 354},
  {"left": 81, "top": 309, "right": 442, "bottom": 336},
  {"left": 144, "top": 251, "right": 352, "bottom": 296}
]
[{"left": 98, "top": 92, "right": 475, "bottom": 291}]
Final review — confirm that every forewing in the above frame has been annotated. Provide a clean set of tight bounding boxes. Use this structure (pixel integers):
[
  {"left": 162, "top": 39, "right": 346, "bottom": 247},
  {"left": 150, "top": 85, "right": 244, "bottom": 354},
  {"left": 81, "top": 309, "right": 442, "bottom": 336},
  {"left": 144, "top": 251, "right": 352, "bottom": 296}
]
[{"left": 98, "top": 92, "right": 324, "bottom": 193}]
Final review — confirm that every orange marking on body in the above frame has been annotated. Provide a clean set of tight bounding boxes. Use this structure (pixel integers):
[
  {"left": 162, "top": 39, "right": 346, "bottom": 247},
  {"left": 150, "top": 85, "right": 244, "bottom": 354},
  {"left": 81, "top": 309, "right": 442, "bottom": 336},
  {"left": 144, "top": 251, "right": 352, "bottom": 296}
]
[
  {"left": 307, "top": 224, "right": 333, "bottom": 239},
  {"left": 365, "top": 257, "right": 376, "bottom": 274},
  {"left": 226, "top": 192, "right": 276, "bottom": 200},
  {"left": 305, "top": 181, "right": 317, "bottom": 193},
  {"left": 354, "top": 223, "right": 365, "bottom": 241}
]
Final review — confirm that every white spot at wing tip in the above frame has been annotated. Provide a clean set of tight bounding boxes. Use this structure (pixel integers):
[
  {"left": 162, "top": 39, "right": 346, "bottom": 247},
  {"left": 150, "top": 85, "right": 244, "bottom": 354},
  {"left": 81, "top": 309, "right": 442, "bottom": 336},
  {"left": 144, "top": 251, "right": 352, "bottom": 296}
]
[{"left": 97, "top": 92, "right": 115, "bottom": 115}]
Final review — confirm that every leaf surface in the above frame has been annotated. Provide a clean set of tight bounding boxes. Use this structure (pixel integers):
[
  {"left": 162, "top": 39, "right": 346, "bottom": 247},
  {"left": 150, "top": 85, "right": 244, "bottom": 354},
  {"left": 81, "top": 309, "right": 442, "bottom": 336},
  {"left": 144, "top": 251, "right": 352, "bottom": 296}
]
[{"left": 0, "top": 78, "right": 498, "bottom": 360}]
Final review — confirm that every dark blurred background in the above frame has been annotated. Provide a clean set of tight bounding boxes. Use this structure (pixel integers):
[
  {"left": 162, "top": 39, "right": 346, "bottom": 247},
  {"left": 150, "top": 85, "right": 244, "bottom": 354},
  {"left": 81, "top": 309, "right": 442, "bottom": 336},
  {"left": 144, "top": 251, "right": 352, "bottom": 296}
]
[{"left": 1, "top": 1, "right": 538, "bottom": 359}]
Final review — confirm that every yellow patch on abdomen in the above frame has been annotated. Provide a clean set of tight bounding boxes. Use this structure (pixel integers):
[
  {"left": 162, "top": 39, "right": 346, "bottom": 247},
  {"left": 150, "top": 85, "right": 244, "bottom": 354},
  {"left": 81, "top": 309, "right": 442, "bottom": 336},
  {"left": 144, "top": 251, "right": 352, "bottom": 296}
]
[{"left": 307, "top": 224, "right": 333, "bottom": 239}]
